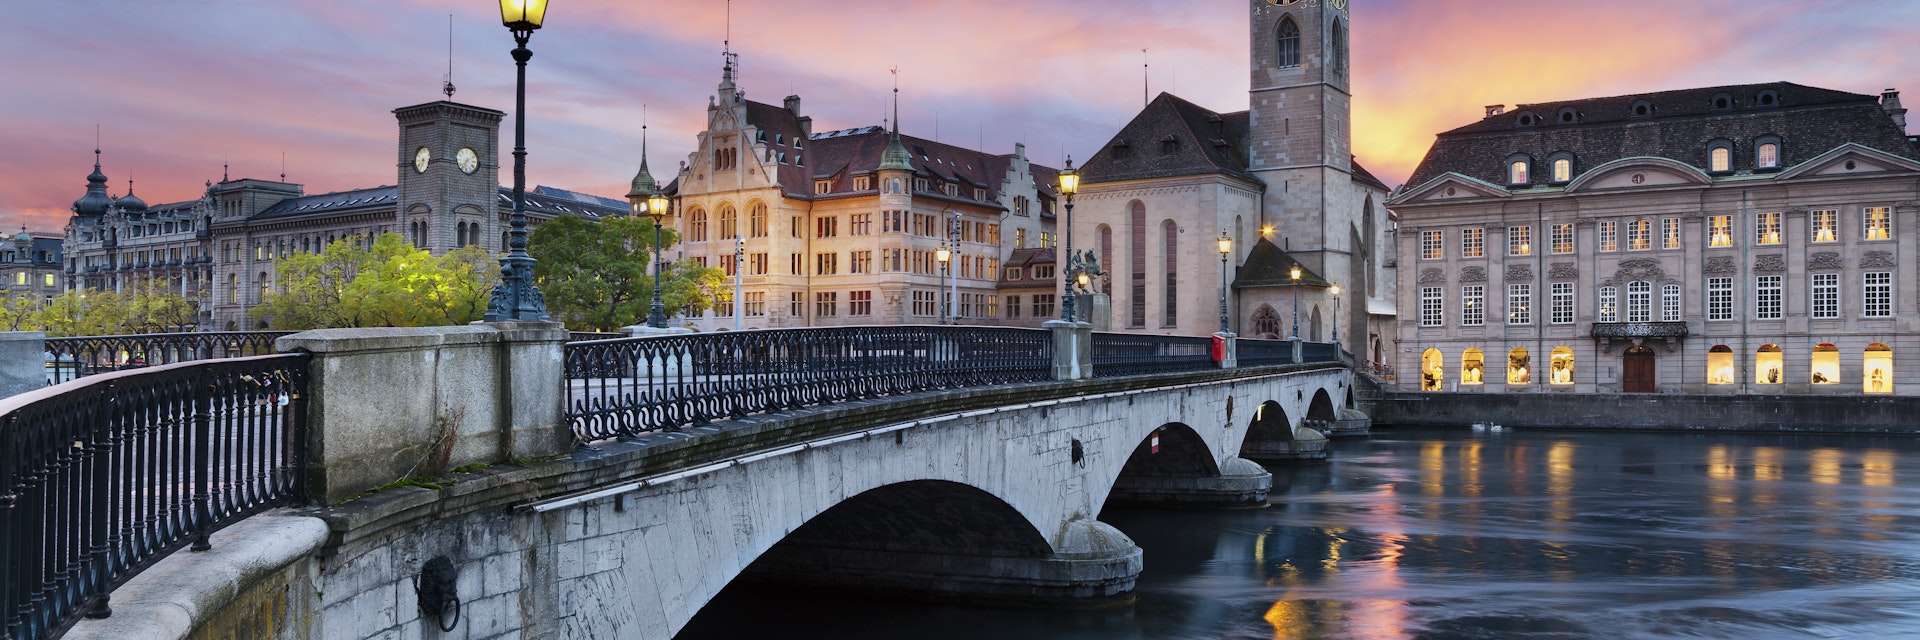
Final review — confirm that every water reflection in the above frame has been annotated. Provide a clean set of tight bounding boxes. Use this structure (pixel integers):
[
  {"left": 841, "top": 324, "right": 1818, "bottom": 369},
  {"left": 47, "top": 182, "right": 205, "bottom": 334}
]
[{"left": 680, "top": 430, "right": 1920, "bottom": 640}]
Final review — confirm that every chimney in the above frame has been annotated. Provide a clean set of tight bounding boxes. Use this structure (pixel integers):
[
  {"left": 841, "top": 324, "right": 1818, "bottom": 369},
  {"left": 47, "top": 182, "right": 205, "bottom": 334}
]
[
  {"left": 1883, "top": 89, "right": 1908, "bottom": 132},
  {"left": 784, "top": 94, "right": 802, "bottom": 116},
  {"left": 1015, "top": 142, "right": 1026, "bottom": 159},
  {"left": 1485, "top": 104, "right": 1505, "bottom": 118}
]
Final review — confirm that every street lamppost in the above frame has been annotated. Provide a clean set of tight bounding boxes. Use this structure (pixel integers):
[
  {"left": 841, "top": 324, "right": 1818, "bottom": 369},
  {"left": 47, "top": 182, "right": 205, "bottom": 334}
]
[
  {"left": 1056, "top": 158, "right": 1080, "bottom": 323},
  {"left": 1329, "top": 283, "right": 1341, "bottom": 345},
  {"left": 1288, "top": 264, "right": 1302, "bottom": 341},
  {"left": 486, "top": 0, "right": 551, "bottom": 322},
  {"left": 1216, "top": 230, "right": 1232, "bottom": 333},
  {"left": 948, "top": 211, "right": 961, "bottom": 325},
  {"left": 733, "top": 237, "right": 743, "bottom": 331},
  {"left": 935, "top": 241, "right": 953, "bottom": 325},
  {"left": 638, "top": 189, "right": 671, "bottom": 329}
]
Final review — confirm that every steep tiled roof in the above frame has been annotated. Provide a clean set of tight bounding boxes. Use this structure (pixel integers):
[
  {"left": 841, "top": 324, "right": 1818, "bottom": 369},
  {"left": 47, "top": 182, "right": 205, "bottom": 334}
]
[
  {"left": 1350, "top": 158, "right": 1390, "bottom": 191},
  {"left": 1232, "top": 236, "right": 1327, "bottom": 289},
  {"left": 1408, "top": 82, "right": 1917, "bottom": 187},
  {"left": 249, "top": 185, "right": 622, "bottom": 223},
  {"left": 253, "top": 186, "right": 397, "bottom": 221},
  {"left": 744, "top": 100, "right": 814, "bottom": 199},
  {"left": 1080, "top": 92, "right": 1254, "bottom": 185},
  {"left": 801, "top": 126, "right": 1045, "bottom": 208}
]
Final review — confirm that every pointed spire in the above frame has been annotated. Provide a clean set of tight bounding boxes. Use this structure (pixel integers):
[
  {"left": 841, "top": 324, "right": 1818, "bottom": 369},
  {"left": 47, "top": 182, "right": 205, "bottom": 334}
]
[
  {"left": 879, "top": 66, "right": 913, "bottom": 172},
  {"left": 73, "top": 146, "right": 114, "bottom": 217},
  {"left": 629, "top": 107, "right": 658, "bottom": 198}
]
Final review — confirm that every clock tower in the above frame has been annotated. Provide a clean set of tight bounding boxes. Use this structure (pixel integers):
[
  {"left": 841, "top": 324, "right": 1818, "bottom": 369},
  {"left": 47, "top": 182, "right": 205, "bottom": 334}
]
[
  {"left": 394, "top": 100, "right": 505, "bottom": 254},
  {"left": 1248, "top": 0, "right": 1352, "bottom": 257}
]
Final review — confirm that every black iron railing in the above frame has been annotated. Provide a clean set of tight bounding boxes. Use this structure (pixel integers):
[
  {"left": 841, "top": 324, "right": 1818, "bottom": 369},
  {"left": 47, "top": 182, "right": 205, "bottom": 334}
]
[
  {"left": 567, "top": 332, "right": 624, "bottom": 343},
  {"left": 1, "top": 354, "right": 310, "bottom": 640},
  {"left": 44, "top": 332, "right": 295, "bottom": 386},
  {"left": 565, "top": 326, "right": 1052, "bottom": 441},
  {"left": 1090, "top": 333, "right": 1214, "bottom": 377},
  {"left": 1237, "top": 339, "right": 1342, "bottom": 367}
]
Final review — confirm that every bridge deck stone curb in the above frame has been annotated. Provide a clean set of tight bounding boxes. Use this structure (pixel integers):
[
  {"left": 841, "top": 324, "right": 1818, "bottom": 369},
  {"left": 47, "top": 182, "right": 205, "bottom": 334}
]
[{"left": 65, "top": 514, "right": 329, "bottom": 640}]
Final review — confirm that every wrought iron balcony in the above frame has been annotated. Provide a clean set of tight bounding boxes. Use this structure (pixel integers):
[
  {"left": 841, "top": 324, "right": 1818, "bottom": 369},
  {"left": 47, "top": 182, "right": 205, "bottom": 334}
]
[{"left": 1589, "top": 322, "right": 1689, "bottom": 339}]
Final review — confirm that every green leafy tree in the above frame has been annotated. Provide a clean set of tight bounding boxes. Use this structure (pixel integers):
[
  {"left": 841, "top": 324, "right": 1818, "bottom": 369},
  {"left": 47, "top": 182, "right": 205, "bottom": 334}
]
[
  {"left": 528, "top": 215, "right": 727, "bottom": 330},
  {"left": 0, "top": 292, "right": 40, "bottom": 331},
  {"left": 251, "top": 233, "right": 499, "bottom": 329}
]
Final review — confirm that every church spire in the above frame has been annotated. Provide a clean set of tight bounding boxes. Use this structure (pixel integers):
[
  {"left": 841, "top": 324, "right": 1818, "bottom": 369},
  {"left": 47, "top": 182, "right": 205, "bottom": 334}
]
[
  {"left": 878, "top": 67, "right": 913, "bottom": 172},
  {"left": 628, "top": 106, "right": 658, "bottom": 199}
]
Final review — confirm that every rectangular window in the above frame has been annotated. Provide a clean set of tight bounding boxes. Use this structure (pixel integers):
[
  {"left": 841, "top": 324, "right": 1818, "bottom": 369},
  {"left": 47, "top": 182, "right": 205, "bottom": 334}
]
[
  {"left": 791, "top": 292, "right": 806, "bottom": 318},
  {"left": 792, "top": 216, "right": 804, "bottom": 238},
  {"left": 1461, "top": 228, "right": 1483, "bottom": 258},
  {"left": 815, "top": 180, "right": 831, "bottom": 194},
  {"left": 1707, "top": 277, "right": 1734, "bottom": 321},
  {"left": 791, "top": 253, "right": 803, "bottom": 275},
  {"left": 1507, "top": 226, "right": 1531, "bottom": 256},
  {"left": 1811, "top": 273, "right": 1839, "bottom": 319},
  {"left": 815, "top": 252, "right": 838, "bottom": 275},
  {"left": 1032, "top": 294, "right": 1056, "bottom": 318},
  {"left": 851, "top": 251, "right": 873, "bottom": 274},
  {"left": 1421, "top": 231, "right": 1444, "bottom": 260},
  {"left": 1627, "top": 220, "right": 1651, "bottom": 251},
  {"left": 884, "top": 249, "right": 903, "bottom": 272},
  {"left": 722, "top": 255, "right": 737, "bottom": 277},
  {"left": 1507, "top": 284, "right": 1531, "bottom": 325},
  {"left": 1599, "top": 221, "right": 1618, "bottom": 252},
  {"left": 1708, "top": 215, "right": 1733, "bottom": 248},
  {"left": 1006, "top": 295, "right": 1022, "bottom": 319},
  {"left": 1755, "top": 212, "right": 1782, "bottom": 245},
  {"left": 1627, "top": 281, "right": 1652, "bottom": 322},
  {"left": 1812, "top": 209, "right": 1838, "bottom": 243},
  {"left": 750, "top": 252, "right": 769, "bottom": 275},
  {"left": 1755, "top": 275, "right": 1783, "bottom": 319},
  {"left": 1015, "top": 228, "right": 1027, "bottom": 248},
  {"left": 1461, "top": 285, "right": 1485, "bottom": 327},
  {"left": 815, "top": 292, "right": 838, "bottom": 318},
  {"left": 1551, "top": 224, "right": 1574, "bottom": 254},
  {"left": 744, "top": 292, "right": 767, "bottom": 317},
  {"left": 816, "top": 216, "right": 839, "bottom": 239},
  {"left": 1863, "top": 272, "right": 1893, "bottom": 318},
  {"left": 1864, "top": 206, "right": 1893, "bottom": 240},
  {"left": 1040, "top": 231, "right": 1054, "bottom": 248},
  {"left": 850, "top": 213, "right": 872, "bottom": 236},
  {"left": 910, "top": 291, "right": 934, "bottom": 316},
  {"left": 1661, "top": 284, "right": 1682, "bottom": 321},
  {"left": 1598, "top": 286, "right": 1619, "bottom": 322},
  {"left": 1420, "top": 287, "right": 1444, "bottom": 327},
  {"left": 853, "top": 176, "right": 871, "bottom": 191},
  {"left": 1662, "top": 218, "right": 1681, "bottom": 249},
  {"left": 1550, "top": 282, "right": 1574, "bottom": 324},
  {"left": 883, "top": 210, "right": 905, "bottom": 233}
]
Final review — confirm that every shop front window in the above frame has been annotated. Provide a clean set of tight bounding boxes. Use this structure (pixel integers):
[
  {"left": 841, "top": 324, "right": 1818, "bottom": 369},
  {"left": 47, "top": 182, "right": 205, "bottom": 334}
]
[
  {"left": 1508, "top": 348, "right": 1531, "bottom": 384},
  {"left": 1421, "top": 349, "right": 1444, "bottom": 391},
  {"left": 1550, "top": 347, "right": 1574, "bottom": 385},
  {"left": 1708, "top": 345, "right": 1735, "bottom": 385},
  {"left": 1811, "top": 344, "right": 1840, "bottom": 385},
  {"left": 1462, "top": 348, "right": 1485, "bottom": 385},
  {"left": 1755, "top": 345, "right": 1784, "bottom": 385},
  {"left": 1865, "top": 344, "right": 1893, "bottom": 394}
]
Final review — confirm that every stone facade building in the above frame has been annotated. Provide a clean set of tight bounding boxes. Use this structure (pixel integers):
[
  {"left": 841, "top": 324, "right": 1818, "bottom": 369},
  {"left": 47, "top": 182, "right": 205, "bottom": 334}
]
[
  {"left": 1388, "top": 82, "right": 1919, "bottom": 395},
  {"left": 1070, "top": 0, "right": 1396, "bottom": 359},
  {"left": 3, "top": 229, "right": 64, "bottom": 307},
  {"left": 661, "top": 61, "right": 1058, "bottom": 331},
  {"left": 60, "top": 99, "right": 623, "bottom": 330}
]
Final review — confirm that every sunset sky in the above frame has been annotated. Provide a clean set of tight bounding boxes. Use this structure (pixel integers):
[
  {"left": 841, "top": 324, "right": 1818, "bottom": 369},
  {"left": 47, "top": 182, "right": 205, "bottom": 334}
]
[{"left": 5, "top": 0, "right": 1916, "bottom": 233}]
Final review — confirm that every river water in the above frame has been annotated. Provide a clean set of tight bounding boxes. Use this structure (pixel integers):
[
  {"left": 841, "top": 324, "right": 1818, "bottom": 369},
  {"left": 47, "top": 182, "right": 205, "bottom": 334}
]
[{"left": 681, "top": 429, "right": 1920, "bottom": 639}]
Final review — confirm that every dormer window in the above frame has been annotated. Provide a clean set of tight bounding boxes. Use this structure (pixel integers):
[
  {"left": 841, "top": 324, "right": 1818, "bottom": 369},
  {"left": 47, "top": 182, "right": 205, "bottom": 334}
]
[
  {"left": 1707, "top": 140, "right": 1735, "bottom": 173},
  {"left": 1161, "top": 136, "right": 1180, "bottom": 154},
  {"left": 775, "top": 134, "right": 785, "bottom": 145},
  {"left": 1547, "top": 152, "right": 1576, "bottom": 184},
  {"left": 1756, "top": 90, "right": 1780, "bottom": 107},
  {"left": 1711, "top": 93, "right": 1734, "bottom": 110},
  {"left": 1505, "top": 154, "right": 1533, "bottom": 186},
  {"left": 915, "top": 178, "right": 930, "bottom": 191},
  {"left": 1516, "top": 112, "right": 1538, "bottom": 127},
  {"left": 854, "top": 176, "right": 871, "bottom": 191},
  {"left": 974, "top": 188, "right": 987, "bottom": 201},
  {"left": 1630, "top": 101, "right": 1653, "bottom": 118},
  {"left": 815, "top": 180, "right": 832, "bottom": 194},
  {"left": 1754, "top": 136, "right": 1782, "bottom": 170},
  {"left": 1556, "top": 108, "right": 1579, "bottom": 124},
  {"left": 1111, "top": 140, "right": 1132, "bottom": 160}
]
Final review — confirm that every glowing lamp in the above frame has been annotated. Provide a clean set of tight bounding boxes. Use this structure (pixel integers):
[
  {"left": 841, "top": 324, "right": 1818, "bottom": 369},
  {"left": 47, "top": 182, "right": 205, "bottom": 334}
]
[
  {"left": 500, "top": 0, "right": 548, "bottom": 31},
  {"left": 1330, "top": 284, "right": 1341, "bottom": 298},
  {"left": 648, "top": 192, "right": 670, "bottom": 219},
  {"left": 936, "top": 245, "right": 951, "bottom": 263},
  {"left": 1289, "top": 265, "right": 1302, "bottom": 282},
  {"left": 1217, "top": 232, "right": 1232, "bottom": 255}
]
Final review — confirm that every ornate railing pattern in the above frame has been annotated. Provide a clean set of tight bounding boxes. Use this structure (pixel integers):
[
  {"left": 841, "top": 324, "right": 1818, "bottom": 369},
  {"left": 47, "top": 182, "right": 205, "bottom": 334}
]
[
  {"left": 1237, "top": 339, "right": 1293, "bottom": 367},
  {"left": 1589, "top": 322, "right": 1689, "bottom": 339},
  {"left": 567, "top": 332, "right": 624, "bottom": 343},
  {"left": 1, "top": 354, "right": 311, "bottom": 640},
  {"left": 44, "top": 332, "right": 296, "bottom": 386},
  {"left": 1090, "top": 333, "right": 1214, "bottom": 377},
  {"left": 565, "top": 326, "right": 1052, "bottom": 441}
]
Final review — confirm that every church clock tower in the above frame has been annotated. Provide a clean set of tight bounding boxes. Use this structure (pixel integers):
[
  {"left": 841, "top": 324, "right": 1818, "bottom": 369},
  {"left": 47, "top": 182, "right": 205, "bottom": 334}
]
[
  {"left": 1247, "top": 0, "right": 1352, "bottom": 256},
  {"left": 394, "top": 100, "right": 505, "bottom": 253}
]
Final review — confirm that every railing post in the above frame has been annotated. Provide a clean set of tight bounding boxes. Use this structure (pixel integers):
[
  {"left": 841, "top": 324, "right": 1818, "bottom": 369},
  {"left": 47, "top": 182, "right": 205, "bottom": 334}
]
[
  {"left": 1213, "top": 331, "right": 1238, "bottom": 369},
  {"left": 1, "top": 331, "right": 45, "bottom": 398},
  {"left": 82, "top": 391, "right": 113, "bottom": 619},
  {"left": 189, "top": 369, "right": 214, "bottom": 552},
  {"left": 1044, "top": 320, "right": 1093, "bottom": 381},
  {"left": 1290, "top": 336, "right": 1303, "bottom": 364}
]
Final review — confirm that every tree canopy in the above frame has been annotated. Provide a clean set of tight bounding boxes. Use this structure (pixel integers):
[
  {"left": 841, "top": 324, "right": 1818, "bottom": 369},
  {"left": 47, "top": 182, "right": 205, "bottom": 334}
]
[
  {"left": 3, "top": 281, "right": 201, "bottom": 337},
  {"left": 250, "top": 233, "right": 498, "bottom": 329},
  {"left": 528, "top": 215, "right": 728, "bottom": 331}
]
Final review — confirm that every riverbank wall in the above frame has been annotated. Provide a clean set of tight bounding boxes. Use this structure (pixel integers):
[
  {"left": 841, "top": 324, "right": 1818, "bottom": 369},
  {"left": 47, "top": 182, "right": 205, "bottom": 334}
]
[{"left": 1370, "top": 392, "right": 1920, "bottom": 434}]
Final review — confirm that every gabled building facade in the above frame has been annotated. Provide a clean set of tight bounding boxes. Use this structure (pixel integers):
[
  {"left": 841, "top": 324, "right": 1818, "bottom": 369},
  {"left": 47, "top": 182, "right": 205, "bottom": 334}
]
[{"left": 1388, "top": 82, "right": 1919, "bottom": 395}]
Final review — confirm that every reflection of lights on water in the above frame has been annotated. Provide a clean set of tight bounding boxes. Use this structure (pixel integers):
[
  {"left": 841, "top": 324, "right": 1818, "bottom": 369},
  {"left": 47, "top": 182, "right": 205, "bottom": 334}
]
[
  {"left": 1706, "top": 445, "right": 1736, "bottom": 481},
  {"left": 1421, "top": 442, "right": 1445, "bottom": 496},
  {"left": 1810, "top": 448, "right": 1841, "bottom": 486},
  {"left": 1753, "top": 447, "right": 1782, "bottom": 482},
  {"left": 1461, "top": 442, "right": 1483, "bottom": 498},
  {"left": 1863, "top": 450, "right": 1894, "bottom": 488}
]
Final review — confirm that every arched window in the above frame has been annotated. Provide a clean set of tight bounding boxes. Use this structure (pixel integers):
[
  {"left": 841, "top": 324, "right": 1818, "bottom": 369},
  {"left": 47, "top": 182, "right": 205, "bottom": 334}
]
[
  {"left": 1162, "top": 219, "right": 1178, "bottom": 327},
  {"left": 1508, "top": 347, "right": 1531, "bottom": 384},
  {"left": 1756, "top": 141, "right": 1780, "bottom": 169},
  {"left": 749, "top": 203, "right": 768, "bottom": 237},
  {"left": 1707, "top": 140, "right": 1734, "bottom": 173},
  {"left": 1252, "top": 304, "right": 1282, "bottom": 339},
  {"left": 1755, "top": 344, "right": 1784, "bottom": 385},
  {"left": 1552, "top": 157, "right": 1573, "bottom": 183},
  {"left": 1275, "top": 16, "right": 1301, "bottom": 69},
  {"left": 1509, "top": 160, "right": 1530, "bottom": 185},
  {"left": 1098, "top": 225, "right": 1114, "bottom": 294},
  {"left": 1421, "top": 348, "right": 1444, "bottom": 391},
  {"left": 1550, "top": 347, "right": 1574, "bottom": 385},
  {"left": 1811, "top": 343, "right": 1840, "bottom": 385},
  {"left": 257, "top": 271, "right": 271, "bottom": 304},
  {"left": 688, "top": 207, "right": 708, "bottom": 242},
  {"left": 1462, "top": 348, "right": 1485, "bottom": 385},
  {"left": 1330, "top": 19, "right": 1346, "bottom": 75},
  {"left": 1129, "top": 201, "right": 1147, "bottom": 327},
  {"left": 1708, "top": 345, "right": 1735, "bottom": 385},
  {"left": 717, "top": 204, "right": 738, "bottom": 239},
  {"left": 1865, "top": 343, "right": 1893, "bottom": 393}
]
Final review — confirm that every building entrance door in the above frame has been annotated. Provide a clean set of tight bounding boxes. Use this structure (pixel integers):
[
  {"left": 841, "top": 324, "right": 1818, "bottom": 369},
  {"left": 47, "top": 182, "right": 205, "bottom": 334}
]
[{"left": 1623, "top": 346, "right": 1656, "bottom": 393}]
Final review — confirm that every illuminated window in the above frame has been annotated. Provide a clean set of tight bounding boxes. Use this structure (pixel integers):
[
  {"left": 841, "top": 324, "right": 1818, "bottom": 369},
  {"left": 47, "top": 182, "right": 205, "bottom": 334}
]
[
  {"left": 1811, "top": 273, "right": 1839, "bottom": 319},
  {"left": 1710, "top": 146, "right": 1732, "bottom": 173},
  {"left": 1421, "top": 348, "right": 1444, "bottom": 391},
  {"left": 1811, "top": 344, "right": 1840, "bottom": 385},
  {"left": 1461, "top": 228, "right": 1483, "bottom": 258},
  {"left": 1708, "top": 215, "right": 1733, "bottom": 248},
  {"left": 1756, "top": 212, "right": 1782, "bottom": 245},
  {"left": 1508, "top": 226, "right": 1532, "bottom": 256},
  {"left": 1864, "top": 271, "right": 1892, "bottom": 318},
  {"left": 1421, "top": 231, "right": 1444, "bottom": 260},
  {"left": 1662, "top": 218, "right": 1681, "bottom": 249},
  {"left": 1509, "top": 160, "right": 1530, "bottom": 185},
  {"left": 1462, "top": 285, "right": 1485, "bottom": 326},
  {"left": 1757, "top": 142, "right": 1779, "bottom": 169},
  {"left": 1550, "top": 282, "right": 1574, "bottom": 324},
  {"left": 1707, "top": 345, "right": 1735, "bottom": 385},
  {"left": 1507, "top": 284, "right": 1531, "bottom": 325},
  {"left": 1462, "top": 348, "right": 1485, "bottom": 385},
  {"left": 1508, "top": 348, "right": 1531, "bottom": 384},
  {"left": 718, "top": 205, "right": 738, "bottom": 239},
  {"left": 688, "top": 208, "right": 708, "bottom": 242},
  {"left": 1551, "top": 224, "right": 1574, "bottom": 254},
  {"left": 1549, "top": 347, "right": 1574, "bottom": 385},
  {"left": 1627, "top": 280, "right": 1653, "bottom": 322},
  {"left": 1755, "top": 344, "right": 1784, "bottom": 385},
  {"left": 1864, "top": 344, "right": 1893, "bottom": 394},
  {"left": 1420, "top": 287, "right": 1444, "bottom": 327},
  {"left": 1599, "top": 221, "right": 1618, "bottom": 252},
  {"left": 750, "top": 203, "right": 769, "bottom": 237},
  {"left": 1552, "top": 158, "right": 1572, "bottom": 183},
  {"left": 1627, "top": 220, "right": 1651, "bottom": 251},
  {"left": 1864, "top": 206, "right": 1892, "bottom": 240},
  {"left": 1811, "top": 209, "right": 1837, "bottom": 243},
  {"left": 1755, "top": 276, "right": 1783, "bottom": 319},
  {"left": 1598, "top": 286, "right": 1618, "bottom": 322}
]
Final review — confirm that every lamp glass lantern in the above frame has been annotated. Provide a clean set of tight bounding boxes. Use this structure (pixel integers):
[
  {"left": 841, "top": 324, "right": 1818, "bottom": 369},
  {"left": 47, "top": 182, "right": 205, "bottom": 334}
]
[
  {"left": 1217, "top": 233, "right": 1232, "bottom": 256},
  {"left": 1057, "top": 166, "right": 1079, "bottom": 196},
  {"left": 500, "top": 0, "right": 548, "bottom": 30},
  {"left": 1290, "top": 265, "right": 1303, "bottom": 281},
  {"left": 936, "top": 245, "right": 952, "bottom": 263}
]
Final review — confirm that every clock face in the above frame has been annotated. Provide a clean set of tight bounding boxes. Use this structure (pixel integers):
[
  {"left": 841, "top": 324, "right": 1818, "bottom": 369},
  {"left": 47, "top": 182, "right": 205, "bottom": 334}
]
[
  {"left": 457, "top": 148, "right": 479, "bottom": 174},
  {"left": 413, "top": 147, "right": 432, "bottom": 174}
]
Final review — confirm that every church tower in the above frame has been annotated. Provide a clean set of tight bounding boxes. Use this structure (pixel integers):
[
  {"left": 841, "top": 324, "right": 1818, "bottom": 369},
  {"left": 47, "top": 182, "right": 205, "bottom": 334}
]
[
  {"left": 394, "top": 100, "right": 504, "bottom": 253},
  {"left": 1247, "top": 0, "right": 1353, "bottom": 255}
]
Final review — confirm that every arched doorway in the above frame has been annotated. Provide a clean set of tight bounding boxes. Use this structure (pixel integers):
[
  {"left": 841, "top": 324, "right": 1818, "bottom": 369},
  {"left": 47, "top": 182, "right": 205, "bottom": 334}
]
[{"left": 1623, "top": 346, "right": 1656, "bottom": 393}]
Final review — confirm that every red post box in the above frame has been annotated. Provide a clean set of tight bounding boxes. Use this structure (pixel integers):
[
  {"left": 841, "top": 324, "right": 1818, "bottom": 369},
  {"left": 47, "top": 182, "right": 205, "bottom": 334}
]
[{"left": 1210, "top": 334, "right": 1227, "bottom": 362}]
